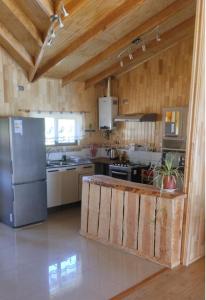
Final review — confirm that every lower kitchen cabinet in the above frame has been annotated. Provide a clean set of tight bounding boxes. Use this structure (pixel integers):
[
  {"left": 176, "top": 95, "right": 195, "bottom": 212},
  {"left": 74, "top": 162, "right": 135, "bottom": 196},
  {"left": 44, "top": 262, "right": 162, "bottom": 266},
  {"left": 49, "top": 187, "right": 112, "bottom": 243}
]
[
  {"left": 46, "top": 164, "right": 94, "bottom": 208},
  {"left": 47, "top": 169, "right": 62, "bottom": 208},
  {"left": 61, "top": 168, "right": 79, "bottom": 205}
]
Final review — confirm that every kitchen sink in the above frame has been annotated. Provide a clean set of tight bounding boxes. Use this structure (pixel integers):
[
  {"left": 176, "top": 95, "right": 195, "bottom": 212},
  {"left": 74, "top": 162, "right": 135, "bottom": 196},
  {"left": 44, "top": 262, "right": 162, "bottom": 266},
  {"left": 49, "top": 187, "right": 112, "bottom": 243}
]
[
  {"left": 46, "top": 160, "right": 77, "bottom": 168},
  {"left": 46, "top": 159, "right": 92, "bottom": 168}
]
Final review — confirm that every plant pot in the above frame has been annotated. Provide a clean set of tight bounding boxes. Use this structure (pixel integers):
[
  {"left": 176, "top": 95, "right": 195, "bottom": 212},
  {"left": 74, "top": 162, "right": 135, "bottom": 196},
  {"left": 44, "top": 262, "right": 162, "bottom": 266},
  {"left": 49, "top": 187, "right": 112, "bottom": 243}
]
[{"left": 163, "top": 175, "right": 176, "bottom": 190}]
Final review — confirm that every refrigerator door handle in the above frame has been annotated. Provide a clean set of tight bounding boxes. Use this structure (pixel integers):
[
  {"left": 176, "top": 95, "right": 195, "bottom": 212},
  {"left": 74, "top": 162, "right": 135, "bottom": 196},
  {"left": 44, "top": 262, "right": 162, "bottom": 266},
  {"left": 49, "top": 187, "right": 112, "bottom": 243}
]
[
  {"left": 13, "top": 179, "right": 46, "bottom": 186},
  {"left": 10, "top": 160, "right": 13, "bottom": 174}
]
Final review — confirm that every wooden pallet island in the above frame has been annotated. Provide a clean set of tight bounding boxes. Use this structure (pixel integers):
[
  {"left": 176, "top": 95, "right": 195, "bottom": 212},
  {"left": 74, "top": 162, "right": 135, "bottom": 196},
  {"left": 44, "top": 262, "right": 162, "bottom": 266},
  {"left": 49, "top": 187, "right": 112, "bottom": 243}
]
[{"left": 80, "top": 175, "right": 186, "bottom": 268}]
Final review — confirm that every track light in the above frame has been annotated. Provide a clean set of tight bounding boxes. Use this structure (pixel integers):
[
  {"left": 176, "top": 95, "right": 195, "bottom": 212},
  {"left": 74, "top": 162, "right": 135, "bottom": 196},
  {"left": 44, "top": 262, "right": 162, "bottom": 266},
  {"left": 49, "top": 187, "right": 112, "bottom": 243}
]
[
  {"left": 120, "top": 60, "right": 124, "bottom": 67},
  {"left": 62, "top": 5, "right": 69, "bottom": 17},
  {"left": 142, "top": 42, "right": 146, "bottom": 52},
  {"left": 50, "top": 29, "right": 55, "bottom": 39},
  {"left": 47, "top": 37, "right": 53, "bottom": 46},
  {"left": 58, "top": 16, "right": 64, "bottom": 29},
  {"left": 128, "top": 53, "right": 133, "bottom": 60},
  {"left": 50, "top": 14, "right": 58, "bottom": 23},
  {"left": 156, "top": 29, "right": 161, "bottom": 42}
]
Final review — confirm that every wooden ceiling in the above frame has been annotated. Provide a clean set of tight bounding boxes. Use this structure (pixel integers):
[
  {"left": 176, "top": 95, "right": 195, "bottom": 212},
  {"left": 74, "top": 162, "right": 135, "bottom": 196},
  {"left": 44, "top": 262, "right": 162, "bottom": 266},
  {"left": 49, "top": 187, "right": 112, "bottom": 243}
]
[{"left": 0, "top": 0, "right": 196, "bottom": 87}]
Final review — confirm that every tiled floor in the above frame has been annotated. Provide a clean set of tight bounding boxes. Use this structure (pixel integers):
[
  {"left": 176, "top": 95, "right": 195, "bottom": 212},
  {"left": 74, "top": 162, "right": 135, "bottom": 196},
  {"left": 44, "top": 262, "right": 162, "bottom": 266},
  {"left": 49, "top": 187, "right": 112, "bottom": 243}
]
[{"left": 0, "top": 207, "right": 164, "bottom": 300}]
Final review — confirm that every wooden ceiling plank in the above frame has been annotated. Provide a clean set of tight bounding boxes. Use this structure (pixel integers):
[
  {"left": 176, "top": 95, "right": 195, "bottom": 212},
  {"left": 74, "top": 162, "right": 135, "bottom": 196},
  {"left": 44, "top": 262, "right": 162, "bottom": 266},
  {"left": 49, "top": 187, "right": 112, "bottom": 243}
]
[
  {"left": 0, "top": 0, "right": 43, "bottom": 47},
  {"left": 0, "top": 22, "right": 34, "bottom": 71},
  {"left": 62, "top": 0, "right": 194, "bottom": 86},
  {"left": 35, "top": 0, "right": 54, "bottom": 17},
  {"left": 29, "top": 0, "right": 87, "bottom": 82},
  {"left": 32, "top": 0, "right": 145, "bottom": 81},
  {"left": 85, "top": 17, "right": 195, "bottom": 88}
]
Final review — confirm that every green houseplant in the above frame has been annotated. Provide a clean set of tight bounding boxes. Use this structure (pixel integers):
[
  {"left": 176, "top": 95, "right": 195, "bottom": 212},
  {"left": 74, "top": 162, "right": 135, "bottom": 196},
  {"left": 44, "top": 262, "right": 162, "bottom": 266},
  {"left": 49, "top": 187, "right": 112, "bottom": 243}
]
[{"left": 152, "top": 155, "right": 184, "bottom": 191}]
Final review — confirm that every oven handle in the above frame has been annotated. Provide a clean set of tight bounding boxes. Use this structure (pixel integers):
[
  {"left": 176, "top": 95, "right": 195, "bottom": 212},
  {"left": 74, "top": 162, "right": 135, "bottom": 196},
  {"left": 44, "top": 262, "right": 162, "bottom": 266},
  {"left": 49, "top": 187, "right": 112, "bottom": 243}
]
[{"left": 111, "top": 171, "right": 128, "bottom": 176}]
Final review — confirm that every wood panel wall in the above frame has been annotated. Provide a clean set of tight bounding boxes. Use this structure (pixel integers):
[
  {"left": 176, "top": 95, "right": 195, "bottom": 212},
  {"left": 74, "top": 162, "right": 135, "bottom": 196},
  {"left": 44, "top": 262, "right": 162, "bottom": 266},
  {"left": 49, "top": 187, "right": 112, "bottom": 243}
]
[
  {"left": 0, "top": 35, "right": 194, "bottom": 150},
  {"left": 182, "top": 0, "right": 205, "bottom": 265},
  {"left": 0, "top": 44, "right": 105, "bottom": 145},
  {"left": 106, "top": 36, "right": 194, "bottom": 149}
]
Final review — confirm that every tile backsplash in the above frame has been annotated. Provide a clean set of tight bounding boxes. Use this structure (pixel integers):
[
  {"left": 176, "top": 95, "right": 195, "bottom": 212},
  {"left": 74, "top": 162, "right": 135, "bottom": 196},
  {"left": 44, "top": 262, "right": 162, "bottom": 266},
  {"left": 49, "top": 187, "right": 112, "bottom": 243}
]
[{"left": 46, "top": 145, "right": 161, "bottom": 166}]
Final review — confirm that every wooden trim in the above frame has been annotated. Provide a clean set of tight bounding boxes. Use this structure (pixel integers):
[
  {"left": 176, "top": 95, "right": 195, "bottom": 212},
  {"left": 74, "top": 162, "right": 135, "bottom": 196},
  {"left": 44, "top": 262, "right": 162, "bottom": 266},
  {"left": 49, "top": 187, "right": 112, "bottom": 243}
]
[
  {"left": 0, "top": 0, "right": 43, "bottom": 47},
  {"left": 85, "top": 17, "right": 195, "bottom": 88},
  {"left": 181, "top": 0, "right": 205, "bottom": 266},
  {"left": 62, "top": 0, "right": 193, "bottom": 86},
  {"left": 110, "top": 268, "right": 168, "bottom": 300},
  {"left": 0, "top": 21, "right": 34, "bottom": 71},
  {"left": 32, "top": 0, "right": 145, "bottom": 81},
  {"left": 29, "top": 0, "right": 87, "bottom": 82},
  {"left": 35, "top": 0, "right": 54, "bottom": 17}
]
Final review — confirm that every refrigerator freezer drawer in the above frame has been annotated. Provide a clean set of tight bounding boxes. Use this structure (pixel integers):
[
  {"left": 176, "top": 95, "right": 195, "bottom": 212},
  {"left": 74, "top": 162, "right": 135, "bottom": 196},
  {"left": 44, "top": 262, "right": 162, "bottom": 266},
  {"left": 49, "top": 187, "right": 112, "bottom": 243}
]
[{"left": 12, "top": 180, "right": 47, "bottom": 227}]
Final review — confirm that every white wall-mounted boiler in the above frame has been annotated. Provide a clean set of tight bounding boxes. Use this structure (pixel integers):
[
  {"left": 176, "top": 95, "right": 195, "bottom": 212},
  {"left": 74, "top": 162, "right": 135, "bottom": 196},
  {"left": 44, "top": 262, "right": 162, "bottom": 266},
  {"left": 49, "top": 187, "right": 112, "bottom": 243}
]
[{"left": 98, "top": 96, "right": 118, "bottom": 130}]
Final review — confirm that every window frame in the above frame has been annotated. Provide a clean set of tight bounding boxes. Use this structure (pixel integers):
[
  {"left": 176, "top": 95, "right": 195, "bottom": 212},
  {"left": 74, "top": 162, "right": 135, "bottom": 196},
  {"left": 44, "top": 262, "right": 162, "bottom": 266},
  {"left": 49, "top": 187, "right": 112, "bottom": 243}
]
[{"left": 45, "top": 117, "right": 78, "bottom": 146}]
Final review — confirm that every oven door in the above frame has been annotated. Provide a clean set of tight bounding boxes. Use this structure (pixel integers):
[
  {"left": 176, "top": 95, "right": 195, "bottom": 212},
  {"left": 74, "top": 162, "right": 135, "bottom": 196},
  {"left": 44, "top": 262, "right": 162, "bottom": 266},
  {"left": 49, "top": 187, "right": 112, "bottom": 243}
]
[{"left": 110, "top": 170, "right": 129, "bottom": 180}]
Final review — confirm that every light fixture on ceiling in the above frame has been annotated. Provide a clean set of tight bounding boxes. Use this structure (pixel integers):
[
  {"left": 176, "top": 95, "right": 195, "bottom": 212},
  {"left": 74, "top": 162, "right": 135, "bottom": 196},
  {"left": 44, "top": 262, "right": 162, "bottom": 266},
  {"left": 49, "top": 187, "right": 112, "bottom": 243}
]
[
  {"left": 50, "top": 14, "right": 58, "bottom": 23},
  {"left": 120, "top": 60, "right": 124, "bottom": 67},
  {"left": 62, "top": 5, "right": 69, "bottom": 17},
  {"left": 47, "top": 37, "right": 53, "bottom": 47},
  {"left": 58, "top": 16, "right": 64, "bottom": 29},
  {"left": 50, "top": 29, "right": 55, "bottom": 39},
  {"left": 156, "top": 27, "right": 161, "bottom": 42},
  {"left": 142, "top": 42, "right": 146, "bottom": 52},
  {"left": 128, "top": 53, "right": 133, "bottom": 60}
]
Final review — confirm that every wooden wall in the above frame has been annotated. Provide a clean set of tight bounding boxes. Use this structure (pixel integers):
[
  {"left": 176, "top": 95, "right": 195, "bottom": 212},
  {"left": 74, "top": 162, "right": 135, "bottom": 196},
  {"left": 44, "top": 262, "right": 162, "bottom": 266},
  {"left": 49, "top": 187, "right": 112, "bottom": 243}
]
[
  {"left": 182, "top": 0, "right": 205, "bottom": 265},
  {"left": 0, "top": 44, "right": 105, "bottom": 146},
  {"left": 106, "top": 36, "right": 194, "bottom": 149},
  {"left": 0, "top": 35, "right": 194, "bottom": 150}
]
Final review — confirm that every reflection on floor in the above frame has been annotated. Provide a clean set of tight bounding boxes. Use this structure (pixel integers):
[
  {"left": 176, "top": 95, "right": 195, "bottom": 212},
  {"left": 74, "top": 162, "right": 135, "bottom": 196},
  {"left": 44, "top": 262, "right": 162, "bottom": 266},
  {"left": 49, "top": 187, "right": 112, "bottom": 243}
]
[{"left": 0, "top": 207, "right": 164, "bottom": 300}]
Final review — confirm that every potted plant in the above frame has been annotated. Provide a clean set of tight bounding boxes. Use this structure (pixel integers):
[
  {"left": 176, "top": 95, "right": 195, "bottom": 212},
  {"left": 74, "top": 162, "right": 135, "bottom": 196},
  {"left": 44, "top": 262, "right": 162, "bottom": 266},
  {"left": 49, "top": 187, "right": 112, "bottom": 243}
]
[{"left": 152, "top": 155, "right": 183, "bottom": 191}]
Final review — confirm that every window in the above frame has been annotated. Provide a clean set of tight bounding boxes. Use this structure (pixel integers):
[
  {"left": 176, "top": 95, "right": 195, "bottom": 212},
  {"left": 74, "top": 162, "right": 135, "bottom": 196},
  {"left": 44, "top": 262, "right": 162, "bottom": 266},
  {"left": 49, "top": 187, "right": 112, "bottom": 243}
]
[
  {"left": 45, "top": 117, "right": 77, "bottom": 145},
  {"left": 29, "top": 112, "right": 84, "bottom": 146}
]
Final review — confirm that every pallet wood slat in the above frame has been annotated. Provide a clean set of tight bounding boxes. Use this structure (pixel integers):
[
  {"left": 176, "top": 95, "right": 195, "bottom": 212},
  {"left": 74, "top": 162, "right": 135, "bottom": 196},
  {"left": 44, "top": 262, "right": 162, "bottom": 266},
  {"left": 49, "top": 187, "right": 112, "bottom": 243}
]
[
  {"left": 109, "top": 189, "right": 124, "bottom": 246},
  {"left": 171, "top": 198, "right": 185, "bottom": 266},
  {"left": 155, "top": 198, "right": 173, "bottom": 266},
  {"left": 138, "top": 195, "right": 156, "bottom": 257},
  {"left": 80, "top": 178, "right": 185, "bottom": 268},
  {"left": 87, "top": 183, "right": 101, "bottom": 236},
  {"left": 98, "top": 186, "right": 112, "bottom": 241},
  {"left": 123, "top": 191, "right": 139, "bottom": 250}
]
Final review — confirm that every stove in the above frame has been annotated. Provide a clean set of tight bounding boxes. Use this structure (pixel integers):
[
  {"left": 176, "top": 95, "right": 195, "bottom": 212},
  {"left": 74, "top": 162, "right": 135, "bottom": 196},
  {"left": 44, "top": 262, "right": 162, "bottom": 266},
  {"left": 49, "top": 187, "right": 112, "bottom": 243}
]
[{"left": 109, "top": 162, "right": 149, "bottom": 182}]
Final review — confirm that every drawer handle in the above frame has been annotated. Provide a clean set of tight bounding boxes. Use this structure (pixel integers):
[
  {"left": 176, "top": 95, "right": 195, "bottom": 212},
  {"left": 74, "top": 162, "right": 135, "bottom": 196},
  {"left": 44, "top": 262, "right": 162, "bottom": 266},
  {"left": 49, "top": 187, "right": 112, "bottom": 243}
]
[
  {"left": 66, "top": 168, "right": 76, "bottom": 171},
  {"left": 83, "top": 166, "right": 92, "bottom": 169},
  {"left": 48, "top": 169, "right": 59, "bottom": 172}
]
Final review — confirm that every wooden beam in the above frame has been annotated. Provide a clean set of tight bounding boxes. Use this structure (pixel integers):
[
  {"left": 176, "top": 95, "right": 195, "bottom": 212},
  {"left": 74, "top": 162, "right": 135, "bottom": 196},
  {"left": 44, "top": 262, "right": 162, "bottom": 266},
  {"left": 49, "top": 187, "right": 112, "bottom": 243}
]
[
  {"left": 0, "top": 0, "right": 43, "bottom": 47},
  {"left": 29, "top": 0, "right": 87, "bottom": 82},
  {"left": 85, "top": 17, "right": 195, "bottom": 88},
  {"left": 0, "top": 22, "right": 34, "bottom": 71},
  {"left": 32, "top": 0, "right": 145, "bottom": 81},
  {"left": 35, "top": 0, "right": 54, "bottom": 17},
  {"left": 62, "top": 0, "right": 194, "bottom": 86}
]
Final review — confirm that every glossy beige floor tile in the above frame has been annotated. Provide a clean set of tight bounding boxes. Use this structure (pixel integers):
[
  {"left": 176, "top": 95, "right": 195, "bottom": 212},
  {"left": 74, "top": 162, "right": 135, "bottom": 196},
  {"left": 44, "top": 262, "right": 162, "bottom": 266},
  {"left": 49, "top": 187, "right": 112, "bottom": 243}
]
[{"left": 0, "top": 207, "right": 164, "bottom": 300}]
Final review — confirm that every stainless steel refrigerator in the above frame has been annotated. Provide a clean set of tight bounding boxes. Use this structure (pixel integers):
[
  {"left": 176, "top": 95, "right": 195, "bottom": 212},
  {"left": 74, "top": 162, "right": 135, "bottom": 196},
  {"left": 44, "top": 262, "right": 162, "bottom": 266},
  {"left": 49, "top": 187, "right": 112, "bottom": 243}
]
[{"left": 0, "top": 117, "right": 47, "bottom": 227}]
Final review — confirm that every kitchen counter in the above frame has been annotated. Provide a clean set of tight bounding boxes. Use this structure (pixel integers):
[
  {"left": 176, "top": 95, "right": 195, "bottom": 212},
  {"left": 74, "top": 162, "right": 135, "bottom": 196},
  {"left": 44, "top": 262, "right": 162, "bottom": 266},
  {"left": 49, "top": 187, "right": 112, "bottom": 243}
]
[
  {"left": 80, "top": 175, "right": 186, "bottom": 268},
  {"left": 46, "top": 160, "right": 93, "bottom": 169},
  {"left": 83, "top": 175, "right": 185, "bottom": 199},
  {"left": 91, "top": 157, "right": 118, "bottom": 165}
]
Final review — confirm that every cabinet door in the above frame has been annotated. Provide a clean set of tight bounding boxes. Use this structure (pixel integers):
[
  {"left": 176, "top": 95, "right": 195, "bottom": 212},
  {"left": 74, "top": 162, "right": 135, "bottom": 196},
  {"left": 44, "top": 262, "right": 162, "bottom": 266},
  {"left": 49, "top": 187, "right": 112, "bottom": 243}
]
[
  {"left": 78, "top": 164, "right": 95, "bottom": 201},
  {"left": 61, "top": 168, "right": 78, "bottom": 204},
  {"left": 47, "top": 170, "right": 62, "bottom": 208}
]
